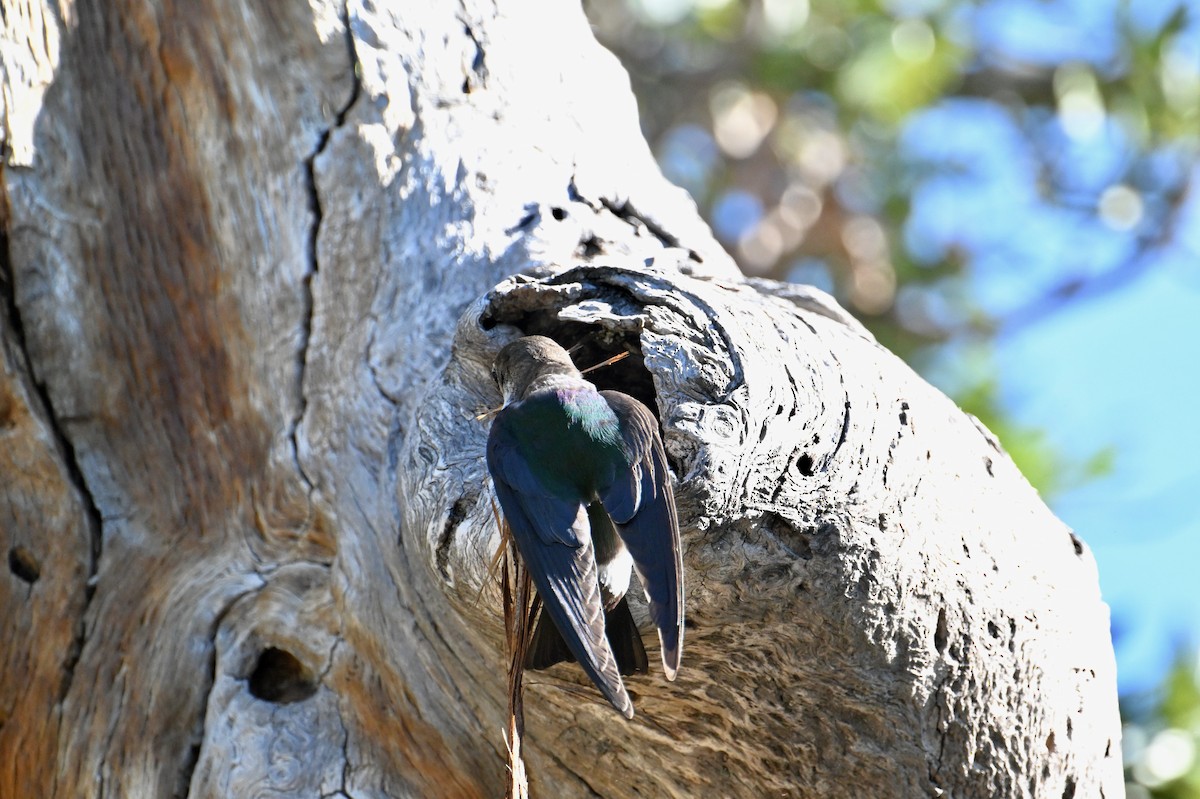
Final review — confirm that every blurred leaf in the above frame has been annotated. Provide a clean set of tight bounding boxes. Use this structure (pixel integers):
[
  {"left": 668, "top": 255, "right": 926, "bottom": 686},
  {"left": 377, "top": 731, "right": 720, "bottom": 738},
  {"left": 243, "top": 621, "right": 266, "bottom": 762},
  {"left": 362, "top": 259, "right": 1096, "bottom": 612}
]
[
  {"left": 585, "top": 0, "right": 1200, "bottom": 722},
  {"left": 953, "top": 371, "right": 1065, "bottom": 496},
  {"left": 1125, "top": 653, "right": 1200, "bottom": 798},
  {"left": 696, "top": 0, "right": 744, "bottom": 39},
  {"left": 837, "top": 25, "right": 965, "bottom": 122}
]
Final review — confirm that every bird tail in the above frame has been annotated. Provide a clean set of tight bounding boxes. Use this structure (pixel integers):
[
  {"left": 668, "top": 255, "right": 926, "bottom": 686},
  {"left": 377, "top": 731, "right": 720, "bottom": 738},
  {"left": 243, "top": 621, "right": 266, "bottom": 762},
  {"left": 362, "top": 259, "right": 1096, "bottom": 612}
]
[
  {"left": 525, "top": 598, "right": 649, "bottom": 676},
  {"left": 605, "top": 598, "right": 650, "bottom": 676}
]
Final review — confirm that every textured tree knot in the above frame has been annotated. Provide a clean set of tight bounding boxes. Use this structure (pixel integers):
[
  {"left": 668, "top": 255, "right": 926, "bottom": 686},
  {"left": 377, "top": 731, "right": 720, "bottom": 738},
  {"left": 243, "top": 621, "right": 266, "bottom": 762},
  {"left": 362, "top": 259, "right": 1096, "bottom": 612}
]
[
  {"left": 248, "top": 647, "right": 318, "bottom": 704},
  {"left": 8, "top": 545, "right": 41, "bottom": 584}
]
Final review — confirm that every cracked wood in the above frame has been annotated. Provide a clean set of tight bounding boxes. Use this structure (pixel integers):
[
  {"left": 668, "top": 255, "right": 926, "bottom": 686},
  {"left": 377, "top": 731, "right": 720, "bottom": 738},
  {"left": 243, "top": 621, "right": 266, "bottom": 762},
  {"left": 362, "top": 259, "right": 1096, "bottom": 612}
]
[{"left": 1, "top": 1, "right": 1122, "bottom": 798}]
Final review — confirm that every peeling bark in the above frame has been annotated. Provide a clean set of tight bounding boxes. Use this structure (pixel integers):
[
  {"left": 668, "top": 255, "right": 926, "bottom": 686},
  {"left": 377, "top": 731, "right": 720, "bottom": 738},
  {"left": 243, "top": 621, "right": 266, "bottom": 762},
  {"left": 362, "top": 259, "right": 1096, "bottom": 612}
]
[{"left": 0, "top": 1, "right": 1121, "bottom": 798}]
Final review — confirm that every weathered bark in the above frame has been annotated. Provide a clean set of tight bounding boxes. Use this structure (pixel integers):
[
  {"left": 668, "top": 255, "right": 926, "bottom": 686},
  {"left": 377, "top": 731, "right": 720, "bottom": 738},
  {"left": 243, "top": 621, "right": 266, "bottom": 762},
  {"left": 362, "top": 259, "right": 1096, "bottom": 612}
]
[{"left": 0, "top": 1, "right": 1122, "bottom": 798}]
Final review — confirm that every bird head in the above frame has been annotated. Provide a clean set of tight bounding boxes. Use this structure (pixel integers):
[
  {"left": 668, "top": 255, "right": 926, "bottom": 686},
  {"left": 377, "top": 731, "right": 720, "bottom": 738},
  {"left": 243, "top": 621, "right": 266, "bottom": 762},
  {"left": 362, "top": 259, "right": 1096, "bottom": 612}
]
[{"left": 491, "top": 335, "right": 581, "bottom": 404}]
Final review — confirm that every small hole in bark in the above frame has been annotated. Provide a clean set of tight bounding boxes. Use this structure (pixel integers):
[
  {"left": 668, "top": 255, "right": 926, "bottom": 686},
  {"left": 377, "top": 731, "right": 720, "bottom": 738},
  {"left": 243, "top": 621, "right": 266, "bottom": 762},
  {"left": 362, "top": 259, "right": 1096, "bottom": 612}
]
[
  {"left": 796, "top": 453, "right": 814, "bottom": 476},
  {"left": 1046, "top": 731, "right": 1056, "bottom": 752},
  {"left": 577, "top": 235, "right": 603, "bottom": 258},
  {"left": 8, "top": 546, "right": 40, "bottom": 584},
  {"left": 984, "top": 456, "right": 994, "bottom": 476},
  {"left": 248, "top": 647, "right": 317, "bottom": 704},
  {"left": 1069, "top": 533, "right": 1084, "bottom": 556},
  {"left": 934, "top": 607, "right": 948, "bottom": 653},
  {"left": 550, "top": 207, "right": 567, "bottom": 220},
  {"left": 988, "top": 621, "right": 1000, "bottom": 638},
  {"left": 1062, "top": 776, "right": 1076, "bottom": 799}
]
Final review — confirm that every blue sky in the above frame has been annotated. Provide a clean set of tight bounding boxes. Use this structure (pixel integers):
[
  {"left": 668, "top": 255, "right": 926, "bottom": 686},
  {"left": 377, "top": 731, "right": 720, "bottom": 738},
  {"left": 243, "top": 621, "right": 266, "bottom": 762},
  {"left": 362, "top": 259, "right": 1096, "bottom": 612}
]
[
  {"left": 645, "top": 0, "right": 1200, "bottom": 694},
  {"left": 998, "top": 249, "right": 1200, "bottom": 694},
  {"left": 923, "top": 0, "right": 1200, "bottom": 694},
  {"left": 900, "top": 101, "right": 1197, "bottom": 693}
]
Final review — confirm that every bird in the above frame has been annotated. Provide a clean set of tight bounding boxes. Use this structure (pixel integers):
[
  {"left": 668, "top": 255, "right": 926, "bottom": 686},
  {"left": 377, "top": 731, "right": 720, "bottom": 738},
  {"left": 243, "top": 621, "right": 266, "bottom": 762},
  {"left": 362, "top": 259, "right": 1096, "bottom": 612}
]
[{"left": 485, "top": 335, "right": 683, "bottom": 718}]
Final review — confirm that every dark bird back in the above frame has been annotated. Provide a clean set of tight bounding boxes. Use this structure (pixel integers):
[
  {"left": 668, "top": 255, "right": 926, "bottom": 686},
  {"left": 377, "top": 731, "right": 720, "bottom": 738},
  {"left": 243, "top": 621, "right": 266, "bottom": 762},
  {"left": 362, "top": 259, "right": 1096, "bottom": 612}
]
[{"left": 485, "top": 336, "right": 684, "bottom": 717}]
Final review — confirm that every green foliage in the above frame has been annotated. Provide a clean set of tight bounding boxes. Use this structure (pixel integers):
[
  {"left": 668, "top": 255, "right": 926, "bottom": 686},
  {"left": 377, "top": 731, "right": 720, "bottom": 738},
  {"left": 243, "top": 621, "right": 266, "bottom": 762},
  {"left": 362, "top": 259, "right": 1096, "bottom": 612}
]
[
  {"left": 585, "top": 0, "right": 1196, "bottom": 501},
  {"left": 1125, "top": 654, "right": 1200, "bottom": 798},
  {"left": 952, "top": 364, "right": 1116, "bottom": 496},
  {"left": 587, "top": 1, "right": 1198, "bottom": 790},
  {"left": 836, "top": 19, "right": 965, "bottom": 122}
]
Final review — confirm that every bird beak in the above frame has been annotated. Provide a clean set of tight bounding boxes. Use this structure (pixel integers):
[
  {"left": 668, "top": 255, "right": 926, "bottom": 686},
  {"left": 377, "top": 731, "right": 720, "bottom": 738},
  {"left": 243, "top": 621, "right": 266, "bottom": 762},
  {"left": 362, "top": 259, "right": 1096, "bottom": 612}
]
[{"left": 475, "top": 404, "right": 505, "bottom": 421}]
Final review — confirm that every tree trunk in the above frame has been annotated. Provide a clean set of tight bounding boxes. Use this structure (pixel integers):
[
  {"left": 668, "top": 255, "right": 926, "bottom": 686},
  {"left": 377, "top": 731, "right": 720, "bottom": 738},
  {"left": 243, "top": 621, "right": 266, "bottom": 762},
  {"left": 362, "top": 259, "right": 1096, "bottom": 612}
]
[{"left": 0, "top": 1, "right": 1123, "bottom": 798}]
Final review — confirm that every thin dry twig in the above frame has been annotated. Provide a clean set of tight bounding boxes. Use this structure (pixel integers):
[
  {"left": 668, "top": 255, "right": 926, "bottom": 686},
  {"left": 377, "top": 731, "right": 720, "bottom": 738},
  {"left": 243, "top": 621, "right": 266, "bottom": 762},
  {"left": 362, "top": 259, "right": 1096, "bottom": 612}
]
[
  {"left": 495, "top": 501, "right": 533, "bottom": 799},
  {"left": 579, "top": 350, "right": 629, "bottom": 375},
  {"left": 475, "top": 404, "right": 504, "bottom": 421},
  {"left": 477, "top": 350, "right": 629, "bottom": 422}
]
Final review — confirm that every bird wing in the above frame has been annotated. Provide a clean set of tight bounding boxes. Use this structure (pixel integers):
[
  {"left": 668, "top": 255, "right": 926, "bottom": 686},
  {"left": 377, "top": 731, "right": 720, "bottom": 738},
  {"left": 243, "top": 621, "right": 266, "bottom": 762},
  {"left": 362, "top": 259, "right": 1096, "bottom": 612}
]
[
  {"left": 487, "top": 411, "right": 634, "bottom": 717},
  {"left": 598, "top": 390, "right": 685, "bottom": 680}
]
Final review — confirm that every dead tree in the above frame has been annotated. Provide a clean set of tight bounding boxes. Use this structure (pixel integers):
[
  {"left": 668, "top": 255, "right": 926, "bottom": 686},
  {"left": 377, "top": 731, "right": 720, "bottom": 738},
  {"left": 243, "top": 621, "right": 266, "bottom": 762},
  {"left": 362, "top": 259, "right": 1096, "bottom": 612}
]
[{"left": 0, "top": 1, "right": 1122, "bottom": 796}]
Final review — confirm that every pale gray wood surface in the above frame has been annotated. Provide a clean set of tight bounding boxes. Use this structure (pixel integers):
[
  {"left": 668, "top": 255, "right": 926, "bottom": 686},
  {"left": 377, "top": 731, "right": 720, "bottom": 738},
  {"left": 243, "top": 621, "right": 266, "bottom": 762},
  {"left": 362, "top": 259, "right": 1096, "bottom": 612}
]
[{"left": 1, "top": 1, "right": 1122, "bottom": 797}]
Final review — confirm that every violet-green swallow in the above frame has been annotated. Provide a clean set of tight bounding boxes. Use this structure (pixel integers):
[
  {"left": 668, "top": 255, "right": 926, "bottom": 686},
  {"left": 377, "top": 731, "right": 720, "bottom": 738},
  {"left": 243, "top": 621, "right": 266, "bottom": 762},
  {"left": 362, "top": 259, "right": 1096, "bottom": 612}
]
[{"left": 486, "top": 335, "right": 684, "bottom": 718}]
